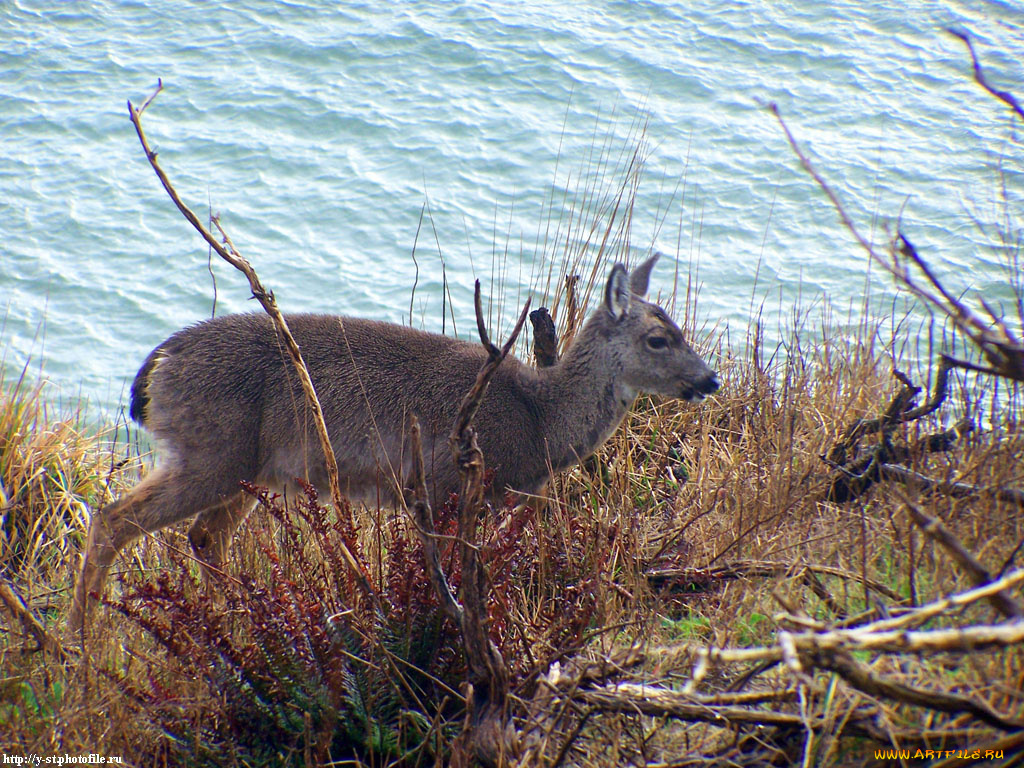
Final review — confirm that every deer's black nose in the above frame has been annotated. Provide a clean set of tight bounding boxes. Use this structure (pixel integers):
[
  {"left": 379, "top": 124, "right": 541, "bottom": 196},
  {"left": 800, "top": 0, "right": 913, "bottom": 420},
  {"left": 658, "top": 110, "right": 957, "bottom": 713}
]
[
  {"left": 699, "top": 373, "right": 720, "bottom": 395},
  {"left": 681, "top": 372, "right": 720, "bottom": 402}
]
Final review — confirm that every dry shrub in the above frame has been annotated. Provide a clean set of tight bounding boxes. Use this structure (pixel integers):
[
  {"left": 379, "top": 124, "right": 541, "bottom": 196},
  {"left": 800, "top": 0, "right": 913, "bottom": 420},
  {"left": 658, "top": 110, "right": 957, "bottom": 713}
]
[
  {"left": 529, "top": 311, "right": 1024, "bottom": 765},
  {"left": 2, "top": 287, "right": 1021, "bottom": 766},
  {"left": 1, "top": 364, "right": 137, "bottom": 585}
]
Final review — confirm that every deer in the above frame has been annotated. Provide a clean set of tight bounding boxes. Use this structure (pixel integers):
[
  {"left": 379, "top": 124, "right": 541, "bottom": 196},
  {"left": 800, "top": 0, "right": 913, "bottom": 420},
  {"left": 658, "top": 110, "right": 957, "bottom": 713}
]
[{"left": 69, "top": 254, "right": 719, "bottom": 630}]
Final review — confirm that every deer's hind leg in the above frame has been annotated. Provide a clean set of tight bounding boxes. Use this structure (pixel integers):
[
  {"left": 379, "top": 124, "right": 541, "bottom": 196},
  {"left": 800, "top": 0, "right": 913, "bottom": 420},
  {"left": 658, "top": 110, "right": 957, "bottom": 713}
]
[
  {"left": 69, "top": 466, "right": 246, "bottom": 632},
  {"left": 187, "top": 492, "right": 253, "bottom": 585}
]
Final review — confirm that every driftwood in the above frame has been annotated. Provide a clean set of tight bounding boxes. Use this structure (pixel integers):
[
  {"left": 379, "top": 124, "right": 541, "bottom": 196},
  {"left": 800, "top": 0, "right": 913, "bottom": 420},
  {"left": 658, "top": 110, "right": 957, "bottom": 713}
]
[
  {"left": 820, "top": 360, "right": 978, "bottom": 504},
  {"left": 818, "top": 356, "right": 1021, "bottom": 509}
]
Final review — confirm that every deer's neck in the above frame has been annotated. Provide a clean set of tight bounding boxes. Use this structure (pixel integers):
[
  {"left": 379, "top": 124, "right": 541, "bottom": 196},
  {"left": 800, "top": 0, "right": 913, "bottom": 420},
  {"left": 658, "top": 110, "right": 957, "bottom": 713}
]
[{"left": 535, "top": 321, "right": 635, "bottom": 472}]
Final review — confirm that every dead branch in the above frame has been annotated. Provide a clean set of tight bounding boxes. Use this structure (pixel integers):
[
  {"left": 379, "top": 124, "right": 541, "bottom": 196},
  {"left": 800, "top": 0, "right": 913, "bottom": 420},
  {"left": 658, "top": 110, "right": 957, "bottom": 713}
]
[
  {"left": 827, "top": 360, "right": 954, "bottom": 467},
  {"left": 645, "top": 559, "right": 903, "bottom": 602},
  {"left": 448, "top": 282, "right": 531, "bottom": 767},
  {"left": 853, "top": 568, "right": 1024, "bottom": 636},
  {"left": 408, "top": 416, "right": 463, "bottom": 626},
  {"left": 821, "top": 361, "right": 983, "bottom": 504},
  {"left": 642, "top": 592, "right": 1024, "bottom": 665},
  {"left": 771, "top": 100, "right": 1024, "bottom": 385},
  {"left": 128, "top": 82, "right": 379, "bottom": 610},
  {"left": 0, "top": 578, "right": 72, "bottom": 662},
  {"left": 567, "top": 681, "right": 800, "bottom": 709},
  {"left": 574, "top": 683, "right": 806, "bottom": 727},
  {"left": 645, "top": 619, "right": 1024, "bottom": 734},
  {"left": 903, "top": 500, "right": 1024, "bottom": 619},
  {"left": 898, "top": 234, "right": 1024, "bottom": 383},
  {"left": 549, "top": 668, "right": 962, "bottom": 747},
  {"left": 880, "top": 465, "right": 1024, "bottom": 508},
  {"left": 814, "top": 649, "right": 1023, "bottom": 732},
  {"left": 801, "top": 617, "right": 1024, "bottom": 657},
  {"left": 528, "top": 581, "right": 1024, "bottom": 753},
  {"left": 947, "top": 28, "right": 1024, "bottom": 123},
  {"left": 529, "top": 307, "right": 559, "bottom": 368}
]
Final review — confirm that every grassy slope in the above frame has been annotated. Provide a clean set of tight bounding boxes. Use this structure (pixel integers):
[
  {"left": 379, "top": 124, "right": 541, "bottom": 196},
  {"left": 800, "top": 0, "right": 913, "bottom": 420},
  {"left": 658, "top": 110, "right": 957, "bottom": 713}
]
[{"left": 1, "top": 297, "right": 1021, "bottom": 764}]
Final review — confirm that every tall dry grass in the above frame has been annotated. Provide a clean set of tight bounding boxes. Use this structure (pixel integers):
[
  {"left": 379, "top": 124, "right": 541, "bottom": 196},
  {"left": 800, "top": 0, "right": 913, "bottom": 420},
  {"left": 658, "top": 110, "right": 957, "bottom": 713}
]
[
  {"left": 2, "top": 278, "right": 1021, "bottom": 765},
  {"left": 2, "top": 89, "right": 1022, "bottom": 765}
]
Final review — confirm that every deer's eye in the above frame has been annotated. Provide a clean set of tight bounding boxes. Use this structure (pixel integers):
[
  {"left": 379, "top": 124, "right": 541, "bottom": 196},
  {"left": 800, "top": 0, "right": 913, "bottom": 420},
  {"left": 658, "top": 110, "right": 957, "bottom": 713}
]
[{"left": 646, "top": 336, "right": 669, "bottom": 351}]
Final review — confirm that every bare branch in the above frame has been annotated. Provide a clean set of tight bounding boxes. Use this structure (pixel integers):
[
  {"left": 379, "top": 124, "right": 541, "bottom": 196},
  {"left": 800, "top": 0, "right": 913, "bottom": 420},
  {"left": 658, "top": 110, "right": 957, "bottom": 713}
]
[
  {"left": 127, "top": 86, "right": 380, "bottom": 611},
  {"left": 0, "top": 578, "right": 72, "bottom": 662},
  {"left": 882, "top": 464, "right": 1024, "bottom": 508},
  {"left": 447, "top": 282, "right": 531, "bottom": 766},
  {"left": 451, "top": 283, "right": 531, "bottom": 442},
  {"left": 854, "top": 568, "right": 1024, "bottom": 634},
  {"left": 903, "top": 500, "right": 1024, "bottom": 618},
  {"left": 576, "top": 684, "right": 805, "bottom": 727},
  {"left": 645, "top": 559, "right": 903, "bottom": 602},
  {"left": 822, "top": 363, "right": 973, "bottom": 504},
  {"left": 768, "top": 102, "right": 888, "bottom": 271},
  {"left": 137, "top": 78, "right": 163, "bottom": 116},
  {"left": 770, "top": 101, "right": 1024, "bottom": 384},
  {"left": 816, "top": 649, "right": 1023, "bottom": 732},
  {"left": 408, "top": 416, "right": 463, "bottom": 626},
  {"left": 947, "top": 28, "right": 1024, "bottom": 122}
]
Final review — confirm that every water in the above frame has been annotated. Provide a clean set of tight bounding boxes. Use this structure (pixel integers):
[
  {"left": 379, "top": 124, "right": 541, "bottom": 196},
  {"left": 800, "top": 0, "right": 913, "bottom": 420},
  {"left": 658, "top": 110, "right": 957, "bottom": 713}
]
[{"left": 1, "top": 0, "right": 1021, "bottom": 418}]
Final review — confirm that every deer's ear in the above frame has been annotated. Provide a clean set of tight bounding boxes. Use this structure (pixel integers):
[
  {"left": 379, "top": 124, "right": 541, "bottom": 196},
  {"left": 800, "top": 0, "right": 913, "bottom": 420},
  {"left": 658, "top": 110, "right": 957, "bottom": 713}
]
[
  {"left": 629, "top": 253, "right": 660, "bottom": 297},
  {"left": 605, "top": 263, "right": 630, "bottom": 321}
]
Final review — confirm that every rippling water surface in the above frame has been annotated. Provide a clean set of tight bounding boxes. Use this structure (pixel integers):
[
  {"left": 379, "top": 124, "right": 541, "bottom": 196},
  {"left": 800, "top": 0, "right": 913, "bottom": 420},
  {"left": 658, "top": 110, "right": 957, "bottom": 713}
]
[{"left": 1, "top": 0, "right": 1021, "bottom": 416}]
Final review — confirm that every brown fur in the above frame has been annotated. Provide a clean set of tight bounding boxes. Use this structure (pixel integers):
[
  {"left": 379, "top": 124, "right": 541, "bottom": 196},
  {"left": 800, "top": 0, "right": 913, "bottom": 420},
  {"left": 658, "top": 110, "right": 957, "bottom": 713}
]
[{"left": 69, "top": 256, "right": 718, "bottom": 630}]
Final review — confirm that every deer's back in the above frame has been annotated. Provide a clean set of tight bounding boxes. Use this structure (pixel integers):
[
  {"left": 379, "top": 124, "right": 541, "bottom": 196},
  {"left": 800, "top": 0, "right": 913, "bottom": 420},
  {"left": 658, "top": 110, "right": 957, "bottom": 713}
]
[{"left": 133, "top": 313, "right": 548, "bottom": 504}]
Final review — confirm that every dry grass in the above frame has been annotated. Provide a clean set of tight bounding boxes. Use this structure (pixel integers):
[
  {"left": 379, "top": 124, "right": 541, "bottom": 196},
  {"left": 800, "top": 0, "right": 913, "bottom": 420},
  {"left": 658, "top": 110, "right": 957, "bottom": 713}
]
[
  {"left": 3, "top": 68, "right": 1022, "bottom": 765},
  {"left": 2, "top": 286, "right": 1021, "bottom": 765}
]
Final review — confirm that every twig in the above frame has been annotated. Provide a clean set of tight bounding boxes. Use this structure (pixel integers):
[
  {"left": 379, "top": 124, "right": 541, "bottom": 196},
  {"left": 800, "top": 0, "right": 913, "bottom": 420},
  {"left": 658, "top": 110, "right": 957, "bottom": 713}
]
[
  {"left": 771, "top": 100, "right": 1024, "bottom": 385},
  {"left": 899, "top": 235, "right": 1024, "bottom": 383},
  {"left": 645, "top": 559, "right": 903, "bottom": 602},
  {"left": 815, "top": 649, "right": 1023, "bottom": 732},
  {"left": 0, "top": 578, "right": 72, "bottom": 662},
  {"left": 768, "top": 103, "right": 885, "bottom": 269},
  {"left": 821, "top": 363, "right": 977, "bottom": 504},
  {"left": 882, "top": 464, "right": 1024, "bottom": 508},
  {"left": 827, "top": 361, "right": 953, "bottom": 467},
  {"left": 641, "top": 580, "right": 1024, "bottom": 665},
  {"left": 127, "top": 83, "right": 380, "bottom": 611},
  {"left": 575, "top": 684, "right": 806, "bottom": 726},
  {"left": 853, "top": 568, "right": 1024, "bottom": 634},
  {"left": 947, "top": 28, "right": 1024, "bottom": 122},
  {"left": 903, "top": 500, "right": 1024, "bottom": 618},
  {"left": 448, "top": 282, "right": 531, "bottom": 767},
  {"left": 408, "top": 417, "right": 463, "bottom": 626}
]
